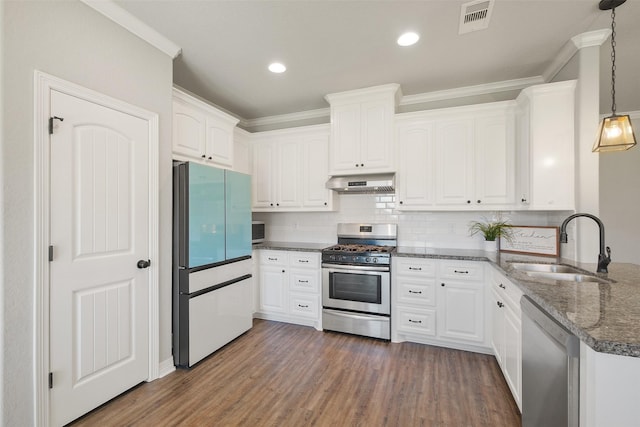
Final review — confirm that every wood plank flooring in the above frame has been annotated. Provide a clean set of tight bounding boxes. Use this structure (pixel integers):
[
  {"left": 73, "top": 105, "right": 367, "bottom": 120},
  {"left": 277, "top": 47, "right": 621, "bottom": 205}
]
[{"left": 69, "top": 319, "right": 521, "bottom": 426}]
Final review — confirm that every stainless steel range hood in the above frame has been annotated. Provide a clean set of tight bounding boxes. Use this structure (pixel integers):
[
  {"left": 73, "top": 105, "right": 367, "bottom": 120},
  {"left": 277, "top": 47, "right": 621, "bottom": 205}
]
[{"left": 326, "top": 173, "right": 395, "bottom": 194}]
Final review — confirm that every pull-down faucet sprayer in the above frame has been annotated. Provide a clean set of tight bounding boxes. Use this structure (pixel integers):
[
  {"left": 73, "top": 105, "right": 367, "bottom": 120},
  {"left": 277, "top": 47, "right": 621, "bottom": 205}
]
[{"left": 559, "top": 213, "right": 611, "bottom": 273}]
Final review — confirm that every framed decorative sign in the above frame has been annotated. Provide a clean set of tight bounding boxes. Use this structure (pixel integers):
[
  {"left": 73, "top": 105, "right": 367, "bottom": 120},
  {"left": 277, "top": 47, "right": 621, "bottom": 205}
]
[{"left": 500, "top": 226, "right": 560, "bottom": 257}]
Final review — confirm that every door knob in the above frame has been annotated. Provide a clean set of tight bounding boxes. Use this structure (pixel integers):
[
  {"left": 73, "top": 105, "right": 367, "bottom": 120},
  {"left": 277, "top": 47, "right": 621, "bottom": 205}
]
[{"left": 137, "top": 259, "right": 151, "bottom": 269}]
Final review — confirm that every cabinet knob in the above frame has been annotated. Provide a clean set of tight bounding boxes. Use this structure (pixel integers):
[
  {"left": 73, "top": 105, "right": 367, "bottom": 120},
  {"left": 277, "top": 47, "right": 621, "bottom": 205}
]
[
  {"left": 360, "top": 163, "right": 364, "bottom": 167},
  {"left": 399, "top": 201, "right": 403, "bottom": 205},
  {"left": 208, "top": 156, "right": 212, "bottom": 160},
  {"left": 499, "top": 283, "right": 506, "bottom": 289},
  {"left": 201, "top": 154, "right": 206, "bottom": 158},
  {"left": 467, "top": 200, "right": 471, "bottom": 204},
  {"left": 477, "top": 200, "right": 481, "bottom": 204},
  {"left": 282, "top": 269, "right": 285, "bottom": 273},
  {"left": 355, "top": 164, "right": 359, "bottom": 167},
  {"left": 324, "top": 202, "right": 327, "bottom": 206},
  {"left": 441, "top": 283, "right": 445, "bottom": 287},
  {"left": 521, "top": 198, "right": 527, "bottom": 203},
  {"left": 276, "top": 203, "right": 280, "bottom": 206},
  {"left": 270, "top": 203, "right": 274, "bottom": 206},
  {"left": 497, "top": 301, "right": 504, "bottom": 308}
]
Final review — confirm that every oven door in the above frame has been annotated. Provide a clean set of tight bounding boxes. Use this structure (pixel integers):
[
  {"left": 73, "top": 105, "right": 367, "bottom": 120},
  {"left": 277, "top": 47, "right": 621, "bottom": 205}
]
[{"left": 322, "top": 264, "right": 390, "bottom": 315}]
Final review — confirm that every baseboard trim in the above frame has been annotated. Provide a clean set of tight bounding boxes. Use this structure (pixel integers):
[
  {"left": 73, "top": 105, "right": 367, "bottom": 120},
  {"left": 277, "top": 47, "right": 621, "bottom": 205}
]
[{"left": 157, "top": 357, "right": 176, "bottom": 379}]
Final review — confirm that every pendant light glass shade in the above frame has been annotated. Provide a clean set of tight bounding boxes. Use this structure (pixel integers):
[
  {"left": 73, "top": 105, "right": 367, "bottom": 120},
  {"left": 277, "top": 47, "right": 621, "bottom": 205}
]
[
  {"left": 593, "top": 114, "right": 637, "bottom": 152},
  {"left": 593, "top": 0, "right": 637, "bottom": 153}
]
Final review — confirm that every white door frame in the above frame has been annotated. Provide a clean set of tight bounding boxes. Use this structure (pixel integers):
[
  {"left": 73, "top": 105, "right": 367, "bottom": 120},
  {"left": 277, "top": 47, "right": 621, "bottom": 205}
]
[{"left": 33, "top": 70, "right": 160, "bottom": 426}]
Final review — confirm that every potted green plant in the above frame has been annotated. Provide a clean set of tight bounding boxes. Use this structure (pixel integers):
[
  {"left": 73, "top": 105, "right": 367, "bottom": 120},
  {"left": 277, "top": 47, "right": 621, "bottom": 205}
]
[{"left": 468, "top": 215, "right": 513, "bottom": 252}]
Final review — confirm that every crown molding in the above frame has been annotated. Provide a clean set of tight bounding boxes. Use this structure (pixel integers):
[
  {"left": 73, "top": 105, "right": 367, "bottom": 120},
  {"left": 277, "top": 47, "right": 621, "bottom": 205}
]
[
  {"left": 81, "top": 0, "right": 182, "bottom": 59},
  {"left": 400, "top": 76, "right": 544, "bottom": 106},
  {"left": 572, "top": 29, "right": 612, "bottom": 49},
  {"left": 542, "top": 29, "right": 611, "bottom": 83},
  {"left": 241, "top": 107, "right": 330, "bottom": 129}
]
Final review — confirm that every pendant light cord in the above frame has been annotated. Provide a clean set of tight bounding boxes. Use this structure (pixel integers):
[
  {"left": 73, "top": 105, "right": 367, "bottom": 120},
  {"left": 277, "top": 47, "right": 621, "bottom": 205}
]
[{"left": 610, "top": 7, "right": 617, "bottom": 116}]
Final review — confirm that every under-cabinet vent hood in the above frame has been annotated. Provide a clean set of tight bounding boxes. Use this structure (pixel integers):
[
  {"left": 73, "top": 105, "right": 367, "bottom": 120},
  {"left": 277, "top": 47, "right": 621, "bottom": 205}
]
[{"left": 326, "top": 174, "right": 395, "bottom": 194}]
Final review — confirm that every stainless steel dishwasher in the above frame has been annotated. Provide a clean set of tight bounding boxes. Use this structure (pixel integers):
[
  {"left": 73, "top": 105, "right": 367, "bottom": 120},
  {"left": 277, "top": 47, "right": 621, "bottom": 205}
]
[{"left": 521, "top": 296, "right": 580, "bottom": 427}]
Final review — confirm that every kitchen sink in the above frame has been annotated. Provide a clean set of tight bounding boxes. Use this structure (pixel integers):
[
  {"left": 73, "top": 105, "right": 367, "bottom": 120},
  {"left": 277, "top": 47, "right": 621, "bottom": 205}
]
[
  {"left": 510, "top": 263, "right": 583, "bottom": 274},
  {"left": 524, "top": 271, "right": 609, "bottom": 284}
]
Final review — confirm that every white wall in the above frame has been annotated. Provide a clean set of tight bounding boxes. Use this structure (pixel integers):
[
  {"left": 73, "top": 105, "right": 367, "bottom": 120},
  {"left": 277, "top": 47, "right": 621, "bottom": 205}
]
[
  {"left": 253, "top": 194, "right": 568, "bottom": 251},
  {"left": 1, "top": 2, "right": 173, "bottom": 425},
  {"left": 599, "top": 111, "right": 640, "bottom": 265}
]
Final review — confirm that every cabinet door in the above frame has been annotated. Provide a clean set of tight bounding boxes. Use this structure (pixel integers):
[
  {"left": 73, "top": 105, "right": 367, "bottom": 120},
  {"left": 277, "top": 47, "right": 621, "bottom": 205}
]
[
  {"left": 205, "top": 118, "right": 234, "bottom": 167},
  {"left": 435, "top": 118, "right": 474, "bottom": 205},
  {"left": 515, "top": 101, "right": 531, "bottom": 207},
  {"left": 252, "top": 141, "right": 277, "bottom": 209},
  {"left": 397, "top": 121, "right": 436, "bottom": 208},
  {"left": 259, "top": 266, "right": 287, "bottom": 314},
  {"left": 329, "top": 104, "right": 361, "bottom": 173},
  {"left": 360, "top": 100, "right": 394, "bottom": 171},
  {"left": 301, "top": 135, "right": 331, "bottom": 209},
  {"left": 277, "top": 140, "right": 302, "bottom": 208},
  {"left": 504, "top": 305, "right": 522, "bottom": 408},
  {"left": 173, "top": 100, "right": 205, "bottom": 158},
  {"left": 491, "top": 286, "right": 505, "bottom": 366},
  {"left": 475, "top": 113, "right": 515, "bottom": 205},
  {"left": 438, "top": 280, "right": 484, "bottom": 343}
]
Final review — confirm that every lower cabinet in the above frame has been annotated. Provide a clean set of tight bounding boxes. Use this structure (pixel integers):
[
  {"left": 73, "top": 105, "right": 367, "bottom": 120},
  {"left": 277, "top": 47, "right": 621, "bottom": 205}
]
[
  {"left": 490, "top": 266, "right": 523, "bottom": 411},
  {"left": 255, "top": 249, "right": 322, "bottom": 330},
  {"left": 392, "top": 257, "right": 490, "bottom": 353}
]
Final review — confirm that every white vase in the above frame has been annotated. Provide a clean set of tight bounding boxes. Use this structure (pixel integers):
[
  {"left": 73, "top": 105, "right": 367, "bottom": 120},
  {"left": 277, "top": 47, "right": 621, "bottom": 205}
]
[{"left": 484, "top": 240, "right": 498, "bottom": 252}]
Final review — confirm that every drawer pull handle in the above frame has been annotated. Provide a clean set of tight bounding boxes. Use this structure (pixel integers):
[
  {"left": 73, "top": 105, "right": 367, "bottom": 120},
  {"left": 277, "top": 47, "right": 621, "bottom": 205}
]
[
  {"left": 408, "top": 290, "right": 422, "bottom": 294},
  {"left": 298, "top": 260, "right": 309, "bottom": 263},
  {"left": 298, "top": 304, "right": 309, "bottom": 308},
  {"left": 268, "top": 257, "right": 278, "bottom": 261},
  {"left": 497, "top": 301, "right": 504, "bottom": 308},
  {"left": 408, "top": 319, "right": 422, "bottom": 324},
  {"left": 499, "top": 284, "right": 506, "bottom": 289},
  {"left": 409, "top": 267, "right": 422, "bottom": 271},
  {"left": 298, "top": 280, "right": 309, "bottom": 283},
  {"left": 454, "top": 270, "right": 469, "bottom": 274}
]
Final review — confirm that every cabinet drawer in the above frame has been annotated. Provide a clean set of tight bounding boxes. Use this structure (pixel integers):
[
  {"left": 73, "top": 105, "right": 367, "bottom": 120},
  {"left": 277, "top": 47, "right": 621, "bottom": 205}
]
[
  {"left": 439, "top": 261, "right": 483, "bottom": 281},
  {"left": 290, "top": 269, "right": 320, "bottom": 293},
  {"left": 260, "top": 250, "right": 288, "bottom": 266},
  {"left": 492, "top": 269, "right": 523, "bottom": 308},
  {"left": 396, "top": 306, "right": 436, "bottom": 336},
  {"left": 395, "top": 257, "right": 437, "bottom": 276},
  {"left": 396, "top": 277, "right": 436, "bottom": 307},
  {"left": 289, "top": 293, "right": 319, "bottom": 319},
  {"left": 289, "top": 252, "right": 320, "bottom": 269}
]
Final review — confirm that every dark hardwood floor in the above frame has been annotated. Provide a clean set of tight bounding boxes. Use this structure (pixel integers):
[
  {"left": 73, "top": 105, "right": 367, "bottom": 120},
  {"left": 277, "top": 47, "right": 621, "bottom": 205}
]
[{"left": 70, "top": 319, "right": 521, "bottom": 426}]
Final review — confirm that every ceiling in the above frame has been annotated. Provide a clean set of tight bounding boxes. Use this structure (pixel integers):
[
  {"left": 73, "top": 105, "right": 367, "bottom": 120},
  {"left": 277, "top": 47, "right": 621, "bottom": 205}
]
[{"left": 115, "top": 0, "right": 640, "bottom": 122}]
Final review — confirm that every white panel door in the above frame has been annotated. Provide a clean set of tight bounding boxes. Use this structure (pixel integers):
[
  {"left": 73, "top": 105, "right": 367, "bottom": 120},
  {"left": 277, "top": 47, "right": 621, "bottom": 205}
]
[
  {"left": 205, "top": 118, "right": 233, "bottom": 167},
  {"left": 330, "top": 104, "right": 361, "bottom": 173},
  {"left": 397, "top": 121, "right": 436, "bottom": 208},
  {"left": 251, "top": 141, "right": 277, "bottom": 208},
  {"left": 302, "top": 134, "right": 330, "bottom": 208},
  {"left": 438, "top": 281, "right": 484, "bottom": 343},
  {"left": 475, "top": 113, "right": 514, "bottom": 205},
  {"left": 49, "top": 90, "right": 150, "bottom": 426},
  {"left": 360, "top": 100, "right": 392, "bottom": 171},
  {"left": 277, "top": 140, "right": 301, "bottom": 208},
  {"left": 173, "top": 99, "right": 205, "bottom": 158}
]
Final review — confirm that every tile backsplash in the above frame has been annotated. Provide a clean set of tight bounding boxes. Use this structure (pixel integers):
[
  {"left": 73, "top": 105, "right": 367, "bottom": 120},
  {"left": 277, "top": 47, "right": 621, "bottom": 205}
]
[{"left": 253, "top": 194, "right": 575, "bottom": 254}]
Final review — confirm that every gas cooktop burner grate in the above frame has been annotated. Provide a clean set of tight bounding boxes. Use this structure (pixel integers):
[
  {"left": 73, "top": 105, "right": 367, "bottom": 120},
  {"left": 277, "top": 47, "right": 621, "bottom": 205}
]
[{"left": 324, "top": 244, "right": 394, "bottom": 253}]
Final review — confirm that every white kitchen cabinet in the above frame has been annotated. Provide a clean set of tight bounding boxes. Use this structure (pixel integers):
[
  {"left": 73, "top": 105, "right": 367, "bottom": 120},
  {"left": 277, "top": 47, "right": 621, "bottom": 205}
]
[
  {"left": 172, "top": 87, "right": 239, "bottom": 168},
  {"left": 325, "top": 84, "right": 399, "bottom": 175},
  {"left": 251, "top": 125, "right": 335, "bottom": 212},
  {"left": 490, "top": 266, "right": 523, "bottom": 411},
  {"left": 515, "top": 80, "right": 576, "bottom": 210},
  {"left": 396, "top": 101, "right": 515, "bottom": 210},
  {"left": 255, "top": 250, "right": 322, "bottom": 329},
  {"left": 233, "top": 127, "right": 252, "bottom": 175},
  {"left": 392, "top": 257, "right": 490, "bottom": 353}
]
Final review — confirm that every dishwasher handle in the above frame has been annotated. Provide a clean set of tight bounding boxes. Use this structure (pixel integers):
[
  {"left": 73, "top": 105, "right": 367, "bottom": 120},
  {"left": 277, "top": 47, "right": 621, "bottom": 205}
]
[{"left": 521, "top": 296, "right": 580, "bottom": 357}]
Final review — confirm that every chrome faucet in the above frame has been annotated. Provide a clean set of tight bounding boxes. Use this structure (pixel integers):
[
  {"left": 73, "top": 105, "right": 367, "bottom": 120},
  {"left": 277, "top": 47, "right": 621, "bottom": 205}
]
[{"left": 559, "top": 213, "right": 611, "bottom": 273}]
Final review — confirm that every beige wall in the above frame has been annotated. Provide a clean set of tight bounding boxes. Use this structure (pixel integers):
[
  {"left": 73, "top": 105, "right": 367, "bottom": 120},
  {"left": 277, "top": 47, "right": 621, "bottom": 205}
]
[{"left": 1, "top": 1, "right": 173, "bottom": 425}]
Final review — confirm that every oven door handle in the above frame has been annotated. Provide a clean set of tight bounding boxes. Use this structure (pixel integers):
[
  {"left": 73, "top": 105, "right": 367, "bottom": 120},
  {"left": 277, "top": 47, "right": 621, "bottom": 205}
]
[{"left": 321, "top": 263, "right": 389, "bottom": 272}]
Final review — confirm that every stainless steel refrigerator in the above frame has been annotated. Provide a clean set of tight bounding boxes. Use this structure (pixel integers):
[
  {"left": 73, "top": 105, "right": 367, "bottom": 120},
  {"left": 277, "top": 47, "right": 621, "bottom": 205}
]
[{"left": 173, "top": 161, "right": 253, "bottom": 368}]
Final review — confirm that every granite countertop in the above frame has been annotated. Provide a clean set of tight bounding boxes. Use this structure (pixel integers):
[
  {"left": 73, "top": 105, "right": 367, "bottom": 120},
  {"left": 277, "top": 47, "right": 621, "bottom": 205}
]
[
  {"left": 252, "top": 241, "right": 332, "bottom": 252},
  {"left": 396, "top": 247, "right": 640, "bottom": 358}
]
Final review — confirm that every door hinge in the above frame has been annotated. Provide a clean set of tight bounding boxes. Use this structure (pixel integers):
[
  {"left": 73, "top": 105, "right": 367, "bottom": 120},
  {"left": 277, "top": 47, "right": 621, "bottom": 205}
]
[
  {"left": 49, "top": 372, "right": 53, "bottom": 389},
  {"left": 48, "top": 116, "right": 64, "bottom": 135},
  {"left": 49, "top": 245, "right": 54, "bottom": 262}
]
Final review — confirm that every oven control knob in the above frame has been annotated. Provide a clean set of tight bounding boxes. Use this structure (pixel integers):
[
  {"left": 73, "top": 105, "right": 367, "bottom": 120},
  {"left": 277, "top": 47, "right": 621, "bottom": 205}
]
[
  {"left": 365, "top": 257, "right": 371, "bottom": 263},
  {"left": 373, "top": 257, "right": 378, "bottom": 263}
]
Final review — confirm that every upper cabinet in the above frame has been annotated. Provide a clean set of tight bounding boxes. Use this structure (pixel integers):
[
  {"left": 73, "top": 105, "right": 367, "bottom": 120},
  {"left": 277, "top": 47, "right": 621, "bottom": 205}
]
[
  {"left": 251, "top": 124, "right": 337, "bottom": 212},
  {"left": 325, "top": 84, "right": 400, "bottom": 175},
  {"left": 516, "top": 80, "right": 576, "bottom": 210},
  {"left": 172, "top": 87, "right": 239, "bottom": 168},
  {"left": 396, "top": 102, "right": 516, "bottom": 210}
]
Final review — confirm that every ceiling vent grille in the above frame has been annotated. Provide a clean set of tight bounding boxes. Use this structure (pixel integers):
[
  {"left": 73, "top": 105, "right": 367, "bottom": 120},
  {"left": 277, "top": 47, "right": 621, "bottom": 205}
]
[{"left": 459, "top": 0, "right": 494, "bottom": 34}]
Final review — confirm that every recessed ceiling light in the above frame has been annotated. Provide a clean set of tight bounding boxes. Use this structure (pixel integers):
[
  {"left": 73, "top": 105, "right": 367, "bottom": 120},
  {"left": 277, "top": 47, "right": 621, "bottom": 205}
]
[
  {"left": 268, "top": 62, "right": 286, "bottom": 73},
  {"left": 397, "top": 32, "right": 420, "bottom": 47}
]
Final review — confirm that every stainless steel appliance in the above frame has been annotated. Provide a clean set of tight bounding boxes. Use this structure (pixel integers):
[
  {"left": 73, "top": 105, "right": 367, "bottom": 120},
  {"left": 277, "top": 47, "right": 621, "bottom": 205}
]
[
  {"left": 322, "top": 223, "right": 396, "bottom": 340},
  {"left": 325, "top": 173, "right": 395, "bottom": 194},
  {"left": 252, "top": 221, "right": 265, "bottom": 244},
  {"left": 521, "top": 296, "right": 580, "bottom": 427}
]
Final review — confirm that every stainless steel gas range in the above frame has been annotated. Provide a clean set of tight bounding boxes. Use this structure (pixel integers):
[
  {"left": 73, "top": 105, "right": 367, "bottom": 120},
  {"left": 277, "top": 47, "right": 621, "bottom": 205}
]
[{"left": 321, "top": 223, "right": 397, "bottom": 340}]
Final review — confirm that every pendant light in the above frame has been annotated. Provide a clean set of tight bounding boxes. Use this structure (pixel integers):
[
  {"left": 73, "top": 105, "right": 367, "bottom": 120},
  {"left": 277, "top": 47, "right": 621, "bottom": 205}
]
[{"left": 593, "top": 0, "right": 637, "bottom": 152}]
